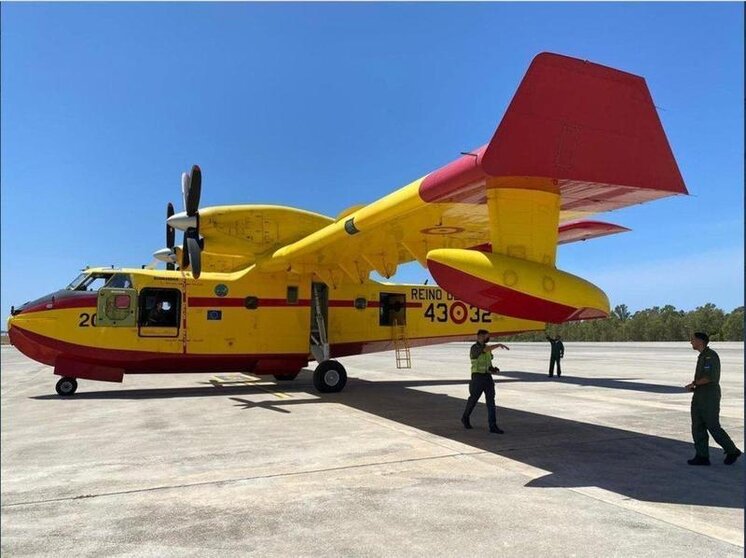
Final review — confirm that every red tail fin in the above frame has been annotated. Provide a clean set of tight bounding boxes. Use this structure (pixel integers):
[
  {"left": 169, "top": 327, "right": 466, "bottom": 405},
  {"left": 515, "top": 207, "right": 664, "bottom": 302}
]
[{"left": 420, "top": 52, "right": 687, "bottom": 209}]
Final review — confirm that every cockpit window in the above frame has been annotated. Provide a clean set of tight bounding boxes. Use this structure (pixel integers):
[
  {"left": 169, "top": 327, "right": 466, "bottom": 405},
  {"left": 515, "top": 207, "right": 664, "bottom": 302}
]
[
  {"left": 65, "top": 273, "right": 88, "bottom": 290},
  {"left": 105, "top": 273, "right": 133, "bottom": 289},
  {"left": 66, "top": 272, "right": 114, "bottom": 292}
]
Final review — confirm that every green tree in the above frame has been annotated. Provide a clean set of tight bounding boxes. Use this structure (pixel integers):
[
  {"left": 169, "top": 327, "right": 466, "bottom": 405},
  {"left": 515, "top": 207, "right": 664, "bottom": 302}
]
[
  {"left": 687, "top": 303, "right": 726, "bottom": 340},
  {"left": 502, "top": 302, "right": 739, "bottom": 342},
  {"left": 722, "top": 307, "right": 744, "bottom": 341},
  {"left": 613, "top": 304, "right": 631, "bottom": 322}
]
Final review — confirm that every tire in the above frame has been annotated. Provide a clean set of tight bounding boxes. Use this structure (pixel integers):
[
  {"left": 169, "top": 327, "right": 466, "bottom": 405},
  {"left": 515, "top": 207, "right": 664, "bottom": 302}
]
[
  {"left": 55, "top": 377, "right": 78, "bottom": 396},
  {"left": 313, "top": 360, "right": 347, "bottom": 393},
  {"left": 273, "top": 373, "right": 299, "bottom": 382}
]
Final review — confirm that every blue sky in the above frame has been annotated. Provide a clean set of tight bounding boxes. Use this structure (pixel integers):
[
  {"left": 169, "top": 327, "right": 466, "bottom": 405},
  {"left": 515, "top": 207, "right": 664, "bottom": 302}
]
[{"left": 2, "top": 2, "right": 743, "bottom": 318}]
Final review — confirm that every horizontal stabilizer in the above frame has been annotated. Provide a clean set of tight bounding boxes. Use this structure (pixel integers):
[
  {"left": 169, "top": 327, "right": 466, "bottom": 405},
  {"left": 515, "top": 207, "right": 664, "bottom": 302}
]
[{"left": 469, "top": 220, "right": 630, "bottom": 253}]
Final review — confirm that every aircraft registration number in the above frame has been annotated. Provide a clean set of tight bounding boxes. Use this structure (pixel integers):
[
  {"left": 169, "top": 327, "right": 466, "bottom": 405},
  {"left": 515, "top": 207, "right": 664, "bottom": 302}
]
[{"left": 423, "top": 302, "right": 491, "bottom": 324}]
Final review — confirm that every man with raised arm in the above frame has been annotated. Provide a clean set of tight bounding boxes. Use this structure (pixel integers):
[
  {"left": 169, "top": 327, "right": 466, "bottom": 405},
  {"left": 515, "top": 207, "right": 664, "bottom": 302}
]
[{"left": 461, "top": 329, "right": 510, "bottom": 434}]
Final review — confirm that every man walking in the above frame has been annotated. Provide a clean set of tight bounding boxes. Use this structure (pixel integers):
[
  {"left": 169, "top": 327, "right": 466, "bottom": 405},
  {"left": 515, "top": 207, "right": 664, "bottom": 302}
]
[
  {"left": 461, "top": 329, "right": 509, "bottom": 434},
  {"left": 546, "top": 334, "right": 564, "bottom": 377},
  {"left": 685, "top": 332, "right": 742, "bottom": 466}
]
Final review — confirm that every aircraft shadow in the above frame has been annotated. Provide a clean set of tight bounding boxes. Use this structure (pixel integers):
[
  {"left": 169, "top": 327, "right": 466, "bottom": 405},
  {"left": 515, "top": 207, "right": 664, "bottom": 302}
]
[
  {"left": 496, "top": 370, "right": 686, "bottom": 394},
  {"left": 31, "top": 371, "right": 743, "bottom": 509}
]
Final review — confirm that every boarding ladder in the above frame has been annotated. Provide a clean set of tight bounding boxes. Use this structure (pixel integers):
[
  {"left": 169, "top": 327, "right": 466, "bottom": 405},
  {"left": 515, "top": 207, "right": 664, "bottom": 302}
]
[{"left": 392, "top": 320, "right": 411, "bottom": 369}]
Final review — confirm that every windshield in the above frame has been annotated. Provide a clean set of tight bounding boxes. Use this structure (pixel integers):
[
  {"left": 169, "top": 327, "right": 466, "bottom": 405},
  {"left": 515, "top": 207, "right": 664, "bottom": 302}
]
[
  {"left": 65, "top": 272, "right": 114, "bottom": 292},
  {"left": 65, "top": 273, "right": 89, "bottom": 290}
]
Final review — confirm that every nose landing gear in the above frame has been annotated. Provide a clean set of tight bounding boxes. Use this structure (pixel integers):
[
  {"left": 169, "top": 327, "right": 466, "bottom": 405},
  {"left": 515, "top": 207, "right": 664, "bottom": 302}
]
[{"left": 55, "top": 377, "right": 78, "bottom": 396}]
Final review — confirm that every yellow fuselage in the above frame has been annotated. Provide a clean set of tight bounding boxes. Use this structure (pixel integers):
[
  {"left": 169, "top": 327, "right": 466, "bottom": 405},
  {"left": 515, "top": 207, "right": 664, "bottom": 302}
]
[{"left": 8, "top": 267, "right": 543, "bottom": 383}]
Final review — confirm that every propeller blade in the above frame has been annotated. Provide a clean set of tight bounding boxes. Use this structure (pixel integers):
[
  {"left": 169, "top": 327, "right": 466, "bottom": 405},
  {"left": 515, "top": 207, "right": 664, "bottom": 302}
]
[
  {"left": 173, "top": 246, "right": 183, "bottom": 270},
  {"left": 166, "top": 202, "right": 175, "bottom": 248},
  {"left": 176, "top": 165, "right": 202, "bottom": 273},
  {"left": 181, "top": 234, "right": 190, "bottom": 270},
  {"left": 181, "top": 172, "right": 190, "bottom": 213},
  {"left": 186, "top": 234, "right": 202, "bottom": 278},
  {"left": 185, "top": 165, "right": 201, "bottom": 216}
]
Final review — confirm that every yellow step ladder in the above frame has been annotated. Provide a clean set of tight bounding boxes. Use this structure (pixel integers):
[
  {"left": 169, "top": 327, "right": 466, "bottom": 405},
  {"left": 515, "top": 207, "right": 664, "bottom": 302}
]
[{"left": 392, "top": 320, "right": 411, "bottom": 369}]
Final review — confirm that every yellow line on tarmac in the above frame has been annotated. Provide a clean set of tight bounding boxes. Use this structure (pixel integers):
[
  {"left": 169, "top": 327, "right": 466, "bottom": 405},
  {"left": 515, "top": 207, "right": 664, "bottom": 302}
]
[
  {"left": 252, "top": 385, "right": 292, "bottom": 399},
  {"left": 210, "top": 375, "right": 291, "bottom": 399}
]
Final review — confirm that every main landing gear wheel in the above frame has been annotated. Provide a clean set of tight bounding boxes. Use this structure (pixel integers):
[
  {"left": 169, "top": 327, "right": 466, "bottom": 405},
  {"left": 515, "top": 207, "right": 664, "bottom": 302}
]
[
  {"left": 273, "top": 373, "right": 299, "bottom": 382},
  {"left": 55, "top": 377, "right": 78, "bottom": 396},
  {"left": 313, "top": 360, "right": 347, "bottom": 393}
]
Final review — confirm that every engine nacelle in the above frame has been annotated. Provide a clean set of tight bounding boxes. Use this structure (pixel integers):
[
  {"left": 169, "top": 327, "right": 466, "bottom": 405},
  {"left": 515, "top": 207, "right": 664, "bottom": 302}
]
[{"left": 427, "top": 248, "right": 609, "bottom": 323}]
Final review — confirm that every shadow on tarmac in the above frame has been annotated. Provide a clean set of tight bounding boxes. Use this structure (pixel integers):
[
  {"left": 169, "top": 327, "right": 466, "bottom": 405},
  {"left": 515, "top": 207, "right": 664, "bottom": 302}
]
[
  {"left": 496, "top": 370, "right": 686, "bottom": 394},
  {"left": 32, "top": 371, "right": 743, "bottom": 509}
]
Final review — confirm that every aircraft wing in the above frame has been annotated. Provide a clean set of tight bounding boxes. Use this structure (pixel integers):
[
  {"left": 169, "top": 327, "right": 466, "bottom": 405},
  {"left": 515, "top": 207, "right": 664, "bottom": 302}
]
[{"left": 257, "top": 53, "right": 684, "bottom": 289}]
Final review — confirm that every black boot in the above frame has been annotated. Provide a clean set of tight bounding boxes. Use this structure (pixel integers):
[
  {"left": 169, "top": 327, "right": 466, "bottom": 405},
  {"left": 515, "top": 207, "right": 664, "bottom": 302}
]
[
  {"left": 724, "top": 449, "right": 742, "bottom": 465},
  {"left": 489, "top": 425, "right": 504, "bottom": 434},
  {"left": 461, "top": 416, "right": 473, "bottom": 430},
  {"left": 687, "top": 456, "right": 711, "bottom": 466}
]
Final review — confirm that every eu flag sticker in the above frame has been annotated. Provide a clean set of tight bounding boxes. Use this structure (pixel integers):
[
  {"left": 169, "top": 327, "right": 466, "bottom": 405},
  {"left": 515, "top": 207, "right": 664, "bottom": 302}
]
[{"left": 207, "top": 310, "right": 222, "bottom": 321}]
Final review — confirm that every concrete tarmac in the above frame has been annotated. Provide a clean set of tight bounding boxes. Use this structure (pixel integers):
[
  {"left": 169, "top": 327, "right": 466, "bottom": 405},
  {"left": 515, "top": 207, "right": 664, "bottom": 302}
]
[{"left": 1, "top": 342, "right": 743, "bottom": 556}]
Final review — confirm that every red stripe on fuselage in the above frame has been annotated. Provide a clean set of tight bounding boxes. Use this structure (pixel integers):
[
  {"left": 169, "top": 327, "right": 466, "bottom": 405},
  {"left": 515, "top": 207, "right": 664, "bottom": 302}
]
[
  {"left": 21, "top": 296, "right": 98, "bottom": 315},
  {"left": 189, "top": 297, "right": 317, "bottom": 308},
  {"left": 187, "top": 298, "right": 421, "bottom": 309}
]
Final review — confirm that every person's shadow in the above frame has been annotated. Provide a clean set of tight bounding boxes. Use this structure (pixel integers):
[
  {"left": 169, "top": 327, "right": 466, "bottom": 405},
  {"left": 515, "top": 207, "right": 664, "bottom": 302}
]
[{"left": 34, "top": 371, "right": 744, "bottom": 509}]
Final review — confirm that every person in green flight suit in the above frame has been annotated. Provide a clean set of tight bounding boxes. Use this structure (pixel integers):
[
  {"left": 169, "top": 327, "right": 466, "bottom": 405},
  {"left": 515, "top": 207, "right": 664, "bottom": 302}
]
[
  {"left": 461, "top": 329, "right": 510, "bottom": 434},
  {"left": 685, "top": 332, "right": 742, "bottom": 466},
  {"left": 546, "top": 334, "right": 564, "bottom": 378}
]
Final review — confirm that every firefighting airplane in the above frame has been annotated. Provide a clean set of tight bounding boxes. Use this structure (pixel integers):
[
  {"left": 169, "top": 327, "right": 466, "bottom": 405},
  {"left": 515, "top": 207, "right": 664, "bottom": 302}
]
[{"left": 8, "top": 53, "right": 687, "bottom": 396}]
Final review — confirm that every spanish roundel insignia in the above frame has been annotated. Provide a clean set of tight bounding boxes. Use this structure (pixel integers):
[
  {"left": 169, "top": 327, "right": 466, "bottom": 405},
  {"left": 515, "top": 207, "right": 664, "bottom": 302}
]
[{"left": 214, "top": 284, "right": 229, "bottom": 297}]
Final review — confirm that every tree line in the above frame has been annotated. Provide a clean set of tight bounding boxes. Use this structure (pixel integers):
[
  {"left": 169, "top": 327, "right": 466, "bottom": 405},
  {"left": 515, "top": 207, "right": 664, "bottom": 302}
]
[{"left": 502, "top": 304, "right": 744, "bottom": 342}]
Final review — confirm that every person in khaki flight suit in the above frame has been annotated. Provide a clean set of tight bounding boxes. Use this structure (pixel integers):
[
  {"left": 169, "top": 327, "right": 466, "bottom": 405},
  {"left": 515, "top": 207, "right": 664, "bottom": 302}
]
[
  {"left": 461, "top": 329, "right": 509, "bottom": 434},
  {"left": 685, "top": 332, "right": 742, "bottom": 466}
]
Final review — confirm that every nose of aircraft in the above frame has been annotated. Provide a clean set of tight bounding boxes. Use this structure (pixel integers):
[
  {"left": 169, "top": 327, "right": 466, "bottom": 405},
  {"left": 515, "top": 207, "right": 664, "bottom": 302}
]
[
  {"left": 10, "top": 292, "right": 56, "bottom": 317},
  {"left": 6, "top": 290, "right": 74, "bottom": 365}
]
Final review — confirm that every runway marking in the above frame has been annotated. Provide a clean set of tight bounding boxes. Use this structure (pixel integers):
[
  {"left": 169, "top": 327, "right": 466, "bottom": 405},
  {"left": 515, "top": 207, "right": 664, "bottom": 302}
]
[{"left": 209, "top": 375, "right": 291, "bottom": 399}]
